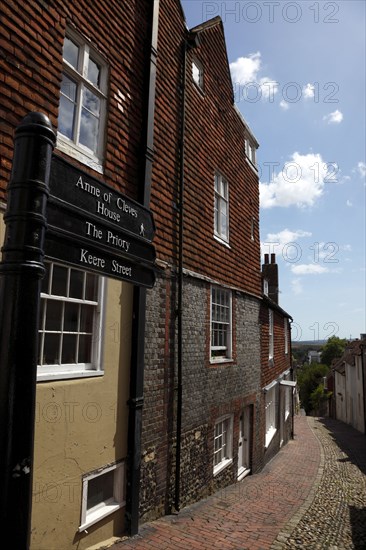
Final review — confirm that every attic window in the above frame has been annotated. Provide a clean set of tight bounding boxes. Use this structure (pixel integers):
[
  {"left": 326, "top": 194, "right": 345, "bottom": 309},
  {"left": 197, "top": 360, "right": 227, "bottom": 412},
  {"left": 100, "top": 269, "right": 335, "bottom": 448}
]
[
  {"left": 245, "top": 139, "right": 257, "bottom": 167},
  {"left": 192, "top": 58, "right": 204, "bottom": 90}
]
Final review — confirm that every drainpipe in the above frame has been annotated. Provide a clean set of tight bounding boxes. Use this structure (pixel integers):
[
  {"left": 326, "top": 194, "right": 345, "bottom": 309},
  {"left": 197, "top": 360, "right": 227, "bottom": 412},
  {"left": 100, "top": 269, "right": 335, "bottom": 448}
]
[
  {"left": 126, "top": 0, "right": 159, "bottom": 536},
  {"left": 175, "top": 31, "right": 199, "bottom": 513}
]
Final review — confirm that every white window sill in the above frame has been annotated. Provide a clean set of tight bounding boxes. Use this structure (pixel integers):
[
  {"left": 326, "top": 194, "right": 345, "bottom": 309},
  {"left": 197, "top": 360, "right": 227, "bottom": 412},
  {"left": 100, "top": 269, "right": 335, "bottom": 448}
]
[
  {"left": 265, "top": 427, "right": 277, "bottom": 448},
  {"left": 210, "top": 357, "right": 233, "bottom": 365},
  {"left": 213, "top": 458, "right": 232, "bottom": 477},
  {"left": 37, "top": 370, "right": 104, "bottom": 382},
  {"left": 214, "top": 234, "right": 231, "bottom": 249},
  {"left": 79, "top": 501, "right": 125, "bottom": 532},
  {"left": 57, "top": 136, "right": 103, "bottom": 174}
]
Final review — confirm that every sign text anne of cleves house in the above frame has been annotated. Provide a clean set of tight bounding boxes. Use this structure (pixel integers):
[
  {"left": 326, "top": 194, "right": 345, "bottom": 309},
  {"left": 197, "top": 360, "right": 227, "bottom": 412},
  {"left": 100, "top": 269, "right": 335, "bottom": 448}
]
[{"left": 46, "top": 155, "right": 156, "bottom": 288}]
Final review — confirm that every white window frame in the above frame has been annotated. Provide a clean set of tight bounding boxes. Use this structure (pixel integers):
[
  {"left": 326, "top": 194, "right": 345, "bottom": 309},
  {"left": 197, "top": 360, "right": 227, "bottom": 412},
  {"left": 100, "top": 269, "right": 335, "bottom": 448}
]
[
  {"left": 79, "top": 461, "right": 125, "bottom": 532},
  {"left": 269, "top": 309, "right": 274, "bottom": 361},
  {"left": 214, "top": 173, "right": 229, "bottom": 244},
  {"left": 245, "top": 138, "right": 257, "bottom": 167},
  {"left": 37, "top": 262, "right": 105, "bottom": 382},
  {"left": 264, "top": 382, "right": 277, "bottom": 447},
  {"left": 210, "top": 286, "right": 232, "bottom": 363},
  {"left": 263, "top": 279, "right": 269, "bottom": 296},
  {"left": 213, "top": 415, "right": 233, "bottom": 476},
  {"left": 57, "top": 27, "right": 108, "bottom": 174},
  {"left": 192, "top": 57, "right": 204, "bottom": 91}
]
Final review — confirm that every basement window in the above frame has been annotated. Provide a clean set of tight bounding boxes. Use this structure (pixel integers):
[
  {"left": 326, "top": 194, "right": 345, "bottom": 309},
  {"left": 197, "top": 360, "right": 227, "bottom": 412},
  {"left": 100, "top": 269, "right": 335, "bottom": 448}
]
[{"left": 79, "top": 462, "right": 125, "bottom": 532}]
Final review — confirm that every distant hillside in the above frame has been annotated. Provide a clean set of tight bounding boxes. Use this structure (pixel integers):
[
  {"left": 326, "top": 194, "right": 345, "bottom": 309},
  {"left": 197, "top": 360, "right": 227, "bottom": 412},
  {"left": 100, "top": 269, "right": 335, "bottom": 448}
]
[{"left": 292, "top": 340, "right": 325, "bottom": 348}]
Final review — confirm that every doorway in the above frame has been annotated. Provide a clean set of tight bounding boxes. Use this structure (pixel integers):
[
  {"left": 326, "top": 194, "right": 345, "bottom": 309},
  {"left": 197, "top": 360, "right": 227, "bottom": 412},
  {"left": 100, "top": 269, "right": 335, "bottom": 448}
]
[{"left": 238, "top": 406, "right": 251, "bottom": 480}]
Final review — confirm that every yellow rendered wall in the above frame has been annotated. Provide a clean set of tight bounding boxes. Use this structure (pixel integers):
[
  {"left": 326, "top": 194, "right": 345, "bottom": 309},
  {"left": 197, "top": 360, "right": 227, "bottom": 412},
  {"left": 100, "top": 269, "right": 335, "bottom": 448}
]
[{"left": 31, "top": 278, "right": 133, "bottom": 550}]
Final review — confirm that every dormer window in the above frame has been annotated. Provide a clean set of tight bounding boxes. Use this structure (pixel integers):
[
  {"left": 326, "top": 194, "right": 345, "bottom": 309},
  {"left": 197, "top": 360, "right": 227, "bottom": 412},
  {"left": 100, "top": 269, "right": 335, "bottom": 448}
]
[
  {"left": 245, "top": 139, "right": 257, "bottom": 167},
  {"left": 192, "top": 58, "right": 204, "bottom": 90}
]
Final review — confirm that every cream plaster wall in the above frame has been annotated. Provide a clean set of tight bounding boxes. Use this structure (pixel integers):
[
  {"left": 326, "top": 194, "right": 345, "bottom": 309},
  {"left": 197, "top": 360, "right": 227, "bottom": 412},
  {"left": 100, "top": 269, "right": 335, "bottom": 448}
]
[{"left": 31, "top": 278, "right": 133, "bottom": 550}]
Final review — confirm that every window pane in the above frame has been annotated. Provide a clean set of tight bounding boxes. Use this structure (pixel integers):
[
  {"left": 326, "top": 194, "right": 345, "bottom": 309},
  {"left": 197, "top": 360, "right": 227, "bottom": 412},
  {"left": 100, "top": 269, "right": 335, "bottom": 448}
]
[
  {"left": 62, "top": 334, "right": 77, "bottom": 363},
  {"left": 52, "top": 265, "right": 68, "bottom": 296},
  {"left": 69, "top": 269, "right": 84, "bottom": 299},
  {"left": 64, "top": 302, "right": 79, "bottom": 332},
  {"left": 43, "top": 334, "right": 61, "bottom": 364},
  {"left": 59, "top": 95, "right": 76, "bottom": 140},
  {"left": 63, "top": 36, "right": 79, "bottom": 69},
  {"left": 41, "top": 264, "right": 50, "bottom": 294},
  {"left": 80, "top": 107, "right": 99, "bottom": 153},
  {"left": 80, "top": 304, "right": 94, "bottom": 333},
  {"left": 79, "top": 335, "right": 92, "bottom": 363},
  {"left": 87, "top": 470, "right": 114, "bottom": 511},
  {"left": 45, "top": 300, "right": 63, "bottom": 331},
  {"left": 88, "top": 57, "right": 100, "bottom": 87},
  {"left": 61, "top": 73, "right": 77, "bottom": 101},
  {"left": 83, "top": 87, "right": 100, "bottom": 116},
  {"left": 85, "top": 273, "right": 98, "bottom": 301}
]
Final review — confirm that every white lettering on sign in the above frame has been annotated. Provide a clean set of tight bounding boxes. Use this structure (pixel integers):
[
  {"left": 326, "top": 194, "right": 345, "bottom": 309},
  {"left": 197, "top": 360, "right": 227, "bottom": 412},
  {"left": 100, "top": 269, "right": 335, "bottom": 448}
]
[
  {"left": 111, "top": 260, "right": 132, "bottom": 277},
  {"left": 107, "top": 230, "right": 130, "bottom": 252},
  {"left": 80, "top": 249, "right": 106, "bottom": 269},
  {"left": 76, "top": 176, "right": 101, "bottom": 198},
  {"left": 116, "top": 198, "right": 138, "bottom": 218},
  {"left": 96, "top": 200, "right": 121, "bottom": 222},
  {"left": 86, "top": 221, "right": 103, "bottom": 240}
]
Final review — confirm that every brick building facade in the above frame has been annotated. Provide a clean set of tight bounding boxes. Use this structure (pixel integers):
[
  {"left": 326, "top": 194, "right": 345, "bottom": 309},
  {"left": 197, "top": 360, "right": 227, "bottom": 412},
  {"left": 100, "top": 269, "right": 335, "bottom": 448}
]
[
  {"left": 139, "top": 5, "right": 274, "bottom": 522},
  {"left": 260, "top": 254, "right": 293, "bottom": 465}
]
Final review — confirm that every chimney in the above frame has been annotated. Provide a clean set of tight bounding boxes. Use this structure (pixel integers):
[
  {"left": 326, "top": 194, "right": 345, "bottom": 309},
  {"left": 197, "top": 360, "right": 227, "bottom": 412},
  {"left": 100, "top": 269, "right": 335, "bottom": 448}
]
[{"left": 262, "top": 253, "right": 279, "bottom": 304}]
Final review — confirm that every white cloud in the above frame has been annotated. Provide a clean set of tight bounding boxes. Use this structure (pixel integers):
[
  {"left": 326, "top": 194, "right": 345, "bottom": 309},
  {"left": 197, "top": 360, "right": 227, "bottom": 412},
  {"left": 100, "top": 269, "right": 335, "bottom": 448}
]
[
  {"left": 357, "top": 161, "right": 366, "bottom": 178},
  {"left": 264, "top": 228, "right": 312, "bottom": 246},
  {"left": 230, "top": 52, "right": 278, "bottom": 100},
  {"left": 346, "top": 199, "right": 353, "bottom": 207},
  {"left": 291, "top": 278, "right": 303, "bottom": 295},
  {"left": 260, "top": 152, "right": 331, "bottom": 209},
  {"left": 230, "top": 52, "right": 261, "bottom": 84},
  {"left": 280, "top": 100, "right": 289, "bottom": 110},
  {"left": 323, "top": 110, "right": 343, "bottom": 124},
  {"left": 262, "top": 229, "right": 311, "bottom": 263},
  {"left": 291, "top": 264, "right": 329, "bottom": 275},
  {"left": 303, "top": 83, "right": 315, "bottom": 99}
]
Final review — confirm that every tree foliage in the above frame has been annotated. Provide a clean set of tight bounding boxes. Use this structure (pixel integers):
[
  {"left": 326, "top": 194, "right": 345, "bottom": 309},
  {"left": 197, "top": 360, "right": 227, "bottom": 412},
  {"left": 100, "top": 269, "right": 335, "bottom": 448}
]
[
  {"left": 320, "top": 336, "right": 347, "bottom": 366},
  {"left": 297, "top": 363, "right": 330, "bottom": 415}
]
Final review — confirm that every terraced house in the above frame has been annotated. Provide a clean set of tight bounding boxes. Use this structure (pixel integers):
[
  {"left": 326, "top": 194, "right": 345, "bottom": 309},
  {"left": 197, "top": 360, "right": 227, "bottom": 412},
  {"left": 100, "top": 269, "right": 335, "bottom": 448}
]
[{"left": 0, "top": 0, "right": 293, "bottom": 549}]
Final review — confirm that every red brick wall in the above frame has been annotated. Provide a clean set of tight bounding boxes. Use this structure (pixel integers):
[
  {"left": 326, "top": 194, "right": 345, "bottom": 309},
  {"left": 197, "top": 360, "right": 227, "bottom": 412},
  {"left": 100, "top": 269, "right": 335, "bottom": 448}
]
[
  {"left": 151, "top": 8, "right": 261, "bottom": 296},
  {"left": 0, "top": 0, "right": 151, "bottom": 201}
]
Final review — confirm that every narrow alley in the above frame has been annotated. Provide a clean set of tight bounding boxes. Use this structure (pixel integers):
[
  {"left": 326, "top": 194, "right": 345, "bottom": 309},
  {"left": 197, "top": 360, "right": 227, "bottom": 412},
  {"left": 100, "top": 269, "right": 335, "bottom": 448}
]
[{"left": 108, "top": 416, "right": 366, "bottom": 550}]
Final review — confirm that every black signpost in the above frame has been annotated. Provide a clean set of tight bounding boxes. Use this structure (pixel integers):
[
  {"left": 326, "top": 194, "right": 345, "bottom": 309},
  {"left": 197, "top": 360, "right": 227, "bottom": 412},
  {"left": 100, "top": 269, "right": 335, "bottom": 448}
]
[
  {"left": 0, "top": 113, "right": 56, "bottom": 549},
  {"left": 0, "top": 114, "right": 156, "bottom": 548}
]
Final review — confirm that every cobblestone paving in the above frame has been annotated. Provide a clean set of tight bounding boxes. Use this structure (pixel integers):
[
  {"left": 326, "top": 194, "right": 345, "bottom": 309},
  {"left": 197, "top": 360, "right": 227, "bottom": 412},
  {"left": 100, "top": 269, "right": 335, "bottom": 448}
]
[{"left": 273, "top": 417, "right": 366, "bottom": 550}]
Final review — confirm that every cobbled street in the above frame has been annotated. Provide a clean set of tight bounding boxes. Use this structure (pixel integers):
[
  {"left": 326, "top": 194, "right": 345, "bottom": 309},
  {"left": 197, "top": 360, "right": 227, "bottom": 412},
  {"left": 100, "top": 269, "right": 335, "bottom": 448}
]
[
  {"left": 276, "top": 418, "right": 366, "bottom": 549},
  {"left": 109, "top": 416, "right": 366, "bottom": 550}
]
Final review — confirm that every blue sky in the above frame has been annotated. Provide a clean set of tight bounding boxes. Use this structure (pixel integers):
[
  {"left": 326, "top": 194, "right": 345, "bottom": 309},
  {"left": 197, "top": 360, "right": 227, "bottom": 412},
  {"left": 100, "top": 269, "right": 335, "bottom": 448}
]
[{"left": 181, "top": 0, "right": 366, "bottom": 342}]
